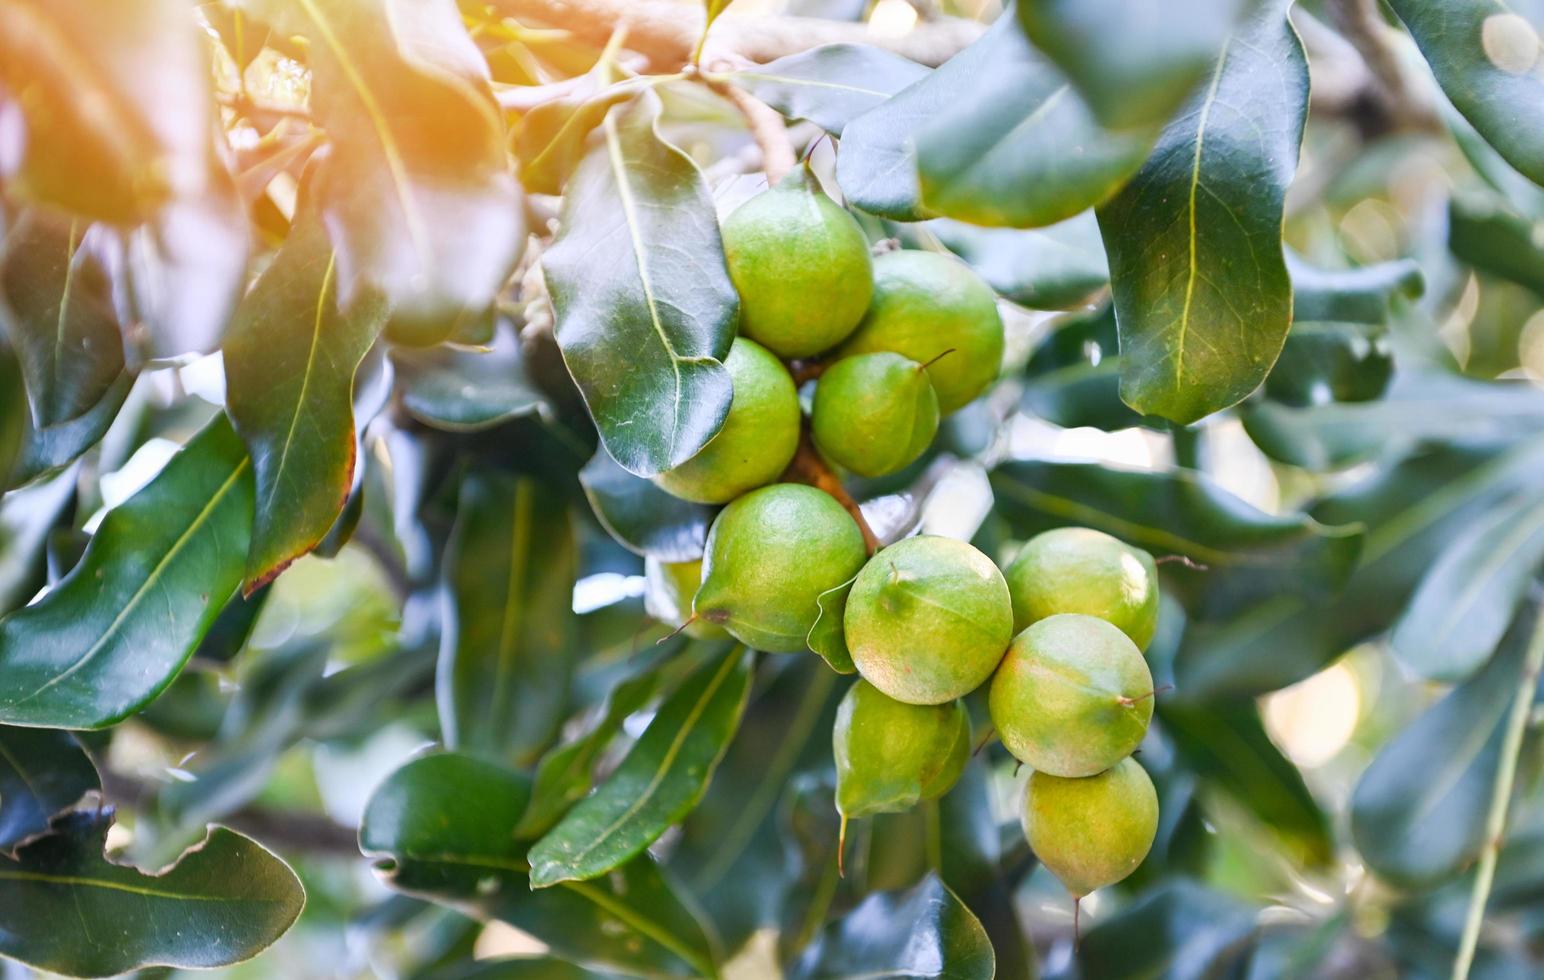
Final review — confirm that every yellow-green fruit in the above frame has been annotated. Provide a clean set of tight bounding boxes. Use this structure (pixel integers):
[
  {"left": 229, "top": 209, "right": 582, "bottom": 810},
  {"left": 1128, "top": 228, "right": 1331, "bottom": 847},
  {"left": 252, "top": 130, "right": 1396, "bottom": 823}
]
[
  {"left": 720, "top": 166, "right": 873, "bottom": 358},
  {"left": 845, "top": 535, "right": 1013, "bottom": 705},
  {"left": 834, "top": 679, "right": 969, "bottom": 818},
  {"left": 811, "top": 352, "right": 940, "bottom": 477},
  {"left": 652, "top": 338, "right": 800, "bottom": 504},
  {"left": 1005, "top": 527, "right": 1160, "bottom": 650},
  {"left": 1022, "top": 758, "right": 1159, "bottom": 896},
  {"left": 643, "top": 557, "right": 726, "bottom": 640},
  {"left": 989, "top": 613, "right": 1153, "bottom": 776},
  {"left": 695, "top": 484, "right": 868, "bottom": 652},
  {"left": 837, "top": 250, "right": 1003, "bottom": 413}
]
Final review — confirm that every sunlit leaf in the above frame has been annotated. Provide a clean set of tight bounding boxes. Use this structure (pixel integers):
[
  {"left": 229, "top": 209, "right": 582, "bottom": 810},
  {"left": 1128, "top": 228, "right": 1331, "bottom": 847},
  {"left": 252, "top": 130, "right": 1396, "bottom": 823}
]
[{"left": 722, "top": 44, "right": 929, "bottom": 134}]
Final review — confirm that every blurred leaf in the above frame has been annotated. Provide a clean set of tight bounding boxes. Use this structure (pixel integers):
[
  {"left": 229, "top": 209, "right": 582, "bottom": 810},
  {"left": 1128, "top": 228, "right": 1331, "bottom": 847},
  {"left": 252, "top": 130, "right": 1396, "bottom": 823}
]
[
  {"left": 394, "top": 323, "right": 550, "bottom": 432},
  {"left": 0, "top": 809, "right": 303, "bottom": 977},
  {"left": 1060, "top": 880, "right": 1258, "bottom": 980},
  {"left": 807, "top": 576, "right": 858, "bottom": 674},
  {"left": 579, "top": 449, "right": 714, "bottom": 561},
  {"left": 1387, "top": 0, "right": 1544, "bottom": 186},
  {"left": 0, "top": 416, "right": 252, "bottom": 728},
  {"left": 514, "top": 72, "right": 650, "bottom": 197},
  {"left": 990, "top": 459, "right": 1363, "bottom": 619},
  {"left": 790, "top": 872, "right": 994, "bottom": 980},
  {"left": 254, "top": 0, "right": 524, "bottom": 340},
  {"left": 528, "top": 645, "right": 752, "bottom": 887},
  {"left": 1391, "top": 493, "right": 1544, "bottom": 682},
  {"left": 362, "top": 751, "right": 719, "bottom": 977},
  {"left": 1287, "top": 252, "right": 1425, "bottom": 324},
  {"left": 8, "top": 372, "right": 134, "bottom": 490},
  {"left": 1097, "top": 0, "right": 1307, "bottom": 423},
  {"left": 928, "top": 213, "right": 1108, "bottom": 309},
  {"left": 1351, "top": 603, "right": 1540, "bottom": 887},
  {"left": 0, "top": 464, "right": 76, "bottom": 613},
  {"left": 0, "top": 0, "right": 213, "bottom": 223},
  {"left": 1021, "top": 358, "right": 1143, "bottom": 431},
  {"left": 1261, "top": 322, "right": 1393, "bottom": 408},
  {"left": 1449, "top": 191, "right": 1544, "bottom": 296},
  {"left": 911, "top": 14, "right": 1155, "bottom": 228},
  {"left": 1017, "top": 0, "right": 1253, "bottom": 130},
  {"left": 544, "top": 95, "right": 736, "bottom": 477},
  {"left": 723, "top": 44, "right": 929, "bottom": 134},
  {"left": 0, "top": 345, "right": 22, "bottom": 485},
  {"left": 225, "top": 207, "right": 389, "bottom": 592},
  {"left": 440, "top": 471, "right": 576, "bottom": 766},
  {"left": 425, "top": 960, "right": 608, "bottom": 980},
  {"left": 0, "top": 726, "right": 97, "bottom": 852}
]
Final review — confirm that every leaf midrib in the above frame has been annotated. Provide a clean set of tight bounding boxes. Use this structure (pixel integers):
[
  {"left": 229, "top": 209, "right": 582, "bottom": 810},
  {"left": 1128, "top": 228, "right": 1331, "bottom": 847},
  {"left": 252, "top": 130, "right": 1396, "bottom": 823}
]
[
  {"left": 1173, "top": 37, "right": 1232, "bottom": 395},
  {"left": 0, "top": 868, "right": 282, "bottom": 903}
]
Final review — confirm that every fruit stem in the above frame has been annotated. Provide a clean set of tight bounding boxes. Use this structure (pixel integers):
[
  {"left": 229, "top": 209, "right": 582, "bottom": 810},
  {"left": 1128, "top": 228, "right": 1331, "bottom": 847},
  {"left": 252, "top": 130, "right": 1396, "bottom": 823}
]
[
  {"left": 655, "top": 614, "right": 700, "bottom": 645},
  {"left": 971, "top": 724, "right": 995, "bottom": 757},
  {"left": 790, "top": 359, "right": 828, "bottom": 384},
  {"left": 1117, "top": 684, "right": 1173, "bottom": 707},
  {"left": 918, "top": 348, "right": 957, "bottom": 371},
  {"left": 1073, "top": 896, "right": 1082, "bottom": 951},
  {"left": 837, "top": 814, "right": 848, "bottom": 879},
  {"left": 783, "top": 431, "right": 881, "bottom": 554}
]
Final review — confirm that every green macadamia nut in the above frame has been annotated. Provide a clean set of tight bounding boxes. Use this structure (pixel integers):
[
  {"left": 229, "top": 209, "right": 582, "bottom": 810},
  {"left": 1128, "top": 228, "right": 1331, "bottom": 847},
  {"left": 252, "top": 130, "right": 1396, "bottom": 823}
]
[
  {"left": 695, "top": 484, "right": 868, "bottom": 653},
  {"left": 652, "top": 337, "right": 800, "bottom": 504},
  {"left": 836, "top": 250, "right": 1003, "bottom": 413},
  {"left": 643, "top": 557, "right": 725, "bottom": 640},
  {"left": 811, "top": 352, "right": 940, "bottom": 478},
  {"left": 833, "top": 679, "right": 969, "bottom": 818},
  {"left": 845, "top": 535, "right": 1014, "bottom": 705},
  {"left": 989, "top": 613, "right": 1154, "bottom": 777},
  {"left": 1004, "top": 527, "right": 1160, "bottom": 650},
  {"left": 1021, "top": 758, "right": 1159, "bottom": 897},
  {"left": 720, "top": 165, "right": 873, "bottom": 358}
]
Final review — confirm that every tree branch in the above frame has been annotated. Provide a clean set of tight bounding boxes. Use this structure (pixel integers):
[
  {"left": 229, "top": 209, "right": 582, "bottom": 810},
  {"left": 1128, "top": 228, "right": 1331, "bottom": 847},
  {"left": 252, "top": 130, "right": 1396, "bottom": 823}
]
[
  {"left": 783, "top": 431, "right": 880, "bottom": 554},
  {"left": 707, "top": 78, "right": 797, "bottom": 184}
]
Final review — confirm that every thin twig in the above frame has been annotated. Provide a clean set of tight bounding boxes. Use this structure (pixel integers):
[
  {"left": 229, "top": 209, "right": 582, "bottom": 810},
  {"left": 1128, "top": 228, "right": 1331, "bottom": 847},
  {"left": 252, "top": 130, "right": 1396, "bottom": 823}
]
[
  {"left": 783, "top": 431, "right": 880, "bottom": 554},
  {"left": 707, "top": 79, "right": 796, "bottom": 184}
]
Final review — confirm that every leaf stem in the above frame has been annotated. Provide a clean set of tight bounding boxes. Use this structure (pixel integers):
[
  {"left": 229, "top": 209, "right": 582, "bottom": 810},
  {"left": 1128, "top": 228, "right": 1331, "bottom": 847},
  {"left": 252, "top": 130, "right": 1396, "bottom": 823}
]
[{"left": 1452, "top": 603, "right": 1544, "bottom": 980}]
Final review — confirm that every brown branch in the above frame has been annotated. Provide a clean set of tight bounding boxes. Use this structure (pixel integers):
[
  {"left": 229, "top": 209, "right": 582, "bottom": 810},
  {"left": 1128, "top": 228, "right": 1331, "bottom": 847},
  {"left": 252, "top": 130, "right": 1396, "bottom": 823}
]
[
  {"left": 1321, "top": 0, "right": 1441, "bottom": 135},
  {"left": 708, "top": 78, "right": 797, "bottom": 183},
  {"left": 782, "top": 431, "right": 880, "bottom": 554}
]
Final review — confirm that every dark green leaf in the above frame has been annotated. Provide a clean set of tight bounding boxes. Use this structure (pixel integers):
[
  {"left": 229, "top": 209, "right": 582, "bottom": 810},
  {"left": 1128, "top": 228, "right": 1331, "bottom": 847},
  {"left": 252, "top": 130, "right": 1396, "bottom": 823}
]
[
  {"left": 543, "top": 95, "right": 736, "bottom": 477},
  {"left": 1097, "top": 0, "right": 1307, "bottom": 423},
  {"left": 514, "top": 73, "right": 651, "bottom": 196},
  {"left": 1449, "top": 191, "right": 1544, "bottom": 296},
  {"left": 362, "top": 751, "right": 719, "bottom": 977},
  {"left": 225, "top": 207, "right": 389, "bottom": 591},
  {"left": 0, "top": 465, "right": 76, "bottom": 613},
  {"left": 1021, "top": 358, "right": 1144, "bottom": 431},
  {"left": 1070, "top": 880, "right": 1258, "bottom": 979},
  {"left": 1017, "top": 0, "right": 1253, "bottom": 130},
  {"left": 393, "top": 322, "right": 550, "bottom": 432},
  {"left": 1351, "top": 604, "right": 1540, "bottom": 887},
  {"left": 579, "top": 449, "right": 714, "bottom": 561},
  {"left": 789, "top": 872, "right": 994, "bottom": 980},
  {"left": 1387, "top": 0, "right": 1544, "bottom": 186},
  {"left": 440, "top": 471, "right": 576, "bottom": 766},
  {"left": 1287, "top": 252, "right": 1425, "bottom": 324},
  {"left": 807, "top": 576, "right": 858, "bottom": 673},
  {"left": 1261, "top": 322, "right": 1394, "bottom": 408},
  {"left": 0, "top": 726, "right": 98, "bottom": 851},
  {"left": 0, "top": 344, "right": 23, "bottom": 485},
  {"left": 528, "top": 644, "right": 752, "bottom": 887},
  {"left": 721, "top": 44, "right": 929, "bottom": 134},
  {"left": 8, "top": 372, "right": 134, "bottom": 489},
  {"left": 0, "top": 415, "right": 253, "bottom": 729},
  {"left": 0, "top": 809, "right": 303, "bottom": 977},
  {"left": 929, "top": 213, "right": 1108, "bottom": 309}
]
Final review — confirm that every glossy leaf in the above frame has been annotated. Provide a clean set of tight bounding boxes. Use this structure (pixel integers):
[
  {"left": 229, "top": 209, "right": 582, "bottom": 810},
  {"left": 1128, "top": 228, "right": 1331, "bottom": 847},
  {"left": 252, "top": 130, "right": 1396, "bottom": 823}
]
[
  {"left": 929, "top": 213, "right": 1108, "bottom": 309},
  {"left": 0, "top": 725, "right": 98, "bottom": 851},
  {"left": 544, "top": 94, "right": 736, "bottom": 477},
  {"left": 254, "top": 0, "right": 524, "bottom": 336},
  {"left": 790, "top": 873, "right": 994, "bottom": 980},
  {"left": 0, "top": 809, "right": 303, "bottom": 977},
  {"left": 1387, "top": 0, "right": 1544, "bottom": 186},
  {"left": 225, "top": 208, "right": 388, "bottom": 591},
  {"left": 579, "top": 448, "right": 714, "bottom": 562},
  {"left": 8, "top": 372, "right": 135, "bottom": 489},
  {"left": 1021, "top": 358, "right": 1143, "bottom": 431},
  {"left": 0, "top": 416, "right": 253, "bottom": 729},
  {"left": 1072, "top": 879, "right": 1259, "bottom": 978},
  {"left": 0, "top": 465, "right": 75, "bottom": 613},
  {"left": 1097, "top": 0, "right": 1308, "bottom": 423},
  {"left": 1390, "top": 493, "right": 1544, "bottom": 682},
  {"left": 362, "top": 752, "right": 719, "bottom": 977},
  {"left": 528, "top": 645, "right": 752, "bottom": 887},
  {"left": 1287, "top": 252, "right": 1425, "bottom": 324},
  {"left": 439, "top": 471, "right": 576, "bottom": 766},
  {"left": 515, "top": 73, "right": 650, "bottom": 197},
  {"left": 394, "top": 322, "right": 550, "bottom": 432},
  {"left": 807, "top": 576, "right": 858, "bottom": 674},
  {"left": 722, "top": 44, "right": 930, "bottom": 134}
]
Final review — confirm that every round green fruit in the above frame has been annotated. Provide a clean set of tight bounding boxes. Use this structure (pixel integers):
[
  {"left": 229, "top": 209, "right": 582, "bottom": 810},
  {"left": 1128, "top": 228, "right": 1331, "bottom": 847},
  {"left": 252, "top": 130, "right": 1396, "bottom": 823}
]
[
  {"left": 652, "top": 338, "right": 800, "bottom": 504},
  {"left": 836, "top": 250, "right": 1003, "bottom": 413},
  {"left": 643, "top": 557, "right": 725, "bottom": 640},
  {"left": 1004, "top": 527, "right": 1160, "bottom": 649},
  {"left": 845, "top": 535, "right": 1014, "bottom": 705},
  {"left": 834, "top": 679, "right": 969, "bottom": 819},
  {"left": 989, "top": 613, "right": 1154, "bottom": 777},
  {"left": 811, "top": 352, "right": 940, "bottom": 478},
  {"left": 695, "top": 484, "right": 868, "bottom": 653},
  {"left": 720, "top": 166, "right": 873, "bottom": 358},
  {"left": 1021, "top": 758, "right": 1159, "bottom": 897}
]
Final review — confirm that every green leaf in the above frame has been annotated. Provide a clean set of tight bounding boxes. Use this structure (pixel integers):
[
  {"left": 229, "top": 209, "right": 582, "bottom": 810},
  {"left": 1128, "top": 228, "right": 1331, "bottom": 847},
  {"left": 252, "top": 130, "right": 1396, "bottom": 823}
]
[
  {"left": 0, "top": 465, "right": 77, "bottom": 613},
  {"left": 1021, "top": 358, "right": 1144, "bottom": 431},
  {"left": 579, "top": 449, "right": 714, "bottom": 562},
  {"left": 439, "top": 471, "right": 576, "bottom": 766},
  {"left": 362, "top": 751, "right": 720, "bottom": 977},
  {"left": 1390, "top": 493, "right": 1544, "bottom": 682},
  {"left": 789, "top": 872, "right": 994, "bottom": 980},
  {"left": 0, "top": 726, "right": 98, "bottom": 851},
  {"left": 394, "top": 323, "right": 549, "bottom": 432},
  {"left": 544, "top": 95, "right": 737, "bottom": 477},
  {"left": 989, "top": 459, "right": 1363, "bottom": 620},
  {"left": 1017, "top": 0, "right": 1254, "bottom": 130},
  {"left": 0, "top": 0, "right": 215, "bottom": 223},
  {"left": 0, "top": 809, "right": 303, "bottom": 977},
  {"left": 1448, "top": 190, "right": 1544, "bottom": 296},
  {"left": 720, "top": 44, "right": 929, "bottom": 135},
  {"left": 1261, "top": 322, "right": 1393, "bottom": 408},
  {"left": 253, "top": 0, "right": 524, "bottom": 337},
  {"left": 528, "top": 644, "right": 752, "bottom": 887},
  {"left": 807, "top": 576, "right": 858, "bottom": 674},
  {"left": 1096, "top": 0, "right": 1308, "bottom": 423},
  {"left": 514, "top": 72, "right": 651, "bottom": 197},
  {"left": 8, "top": 372, "right": 134, "bottom": 490},
  {"left": 1387, "top": 0, "right": 1544, "bottom": 186},
  {"left": 225, "top": 208, "right": 388, "bottom": 592},
  {"left": 928, "top": 213, "right": 1109, "bottom": 309},
  {"left": 0, "top": 344, "right": 23, "bottom": 486},
  {"left": 1073, "top": 880, "right": 1258, "bottom": 977},
  {"left": 1287, "top": 252, "right": 1425, "bottom": 324},
  {"left": 1351, "top": 604, "right": 1540, "bottom": 887},
  {"left": 0, "top": 415, "right": 253, "bottom": 729}
]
